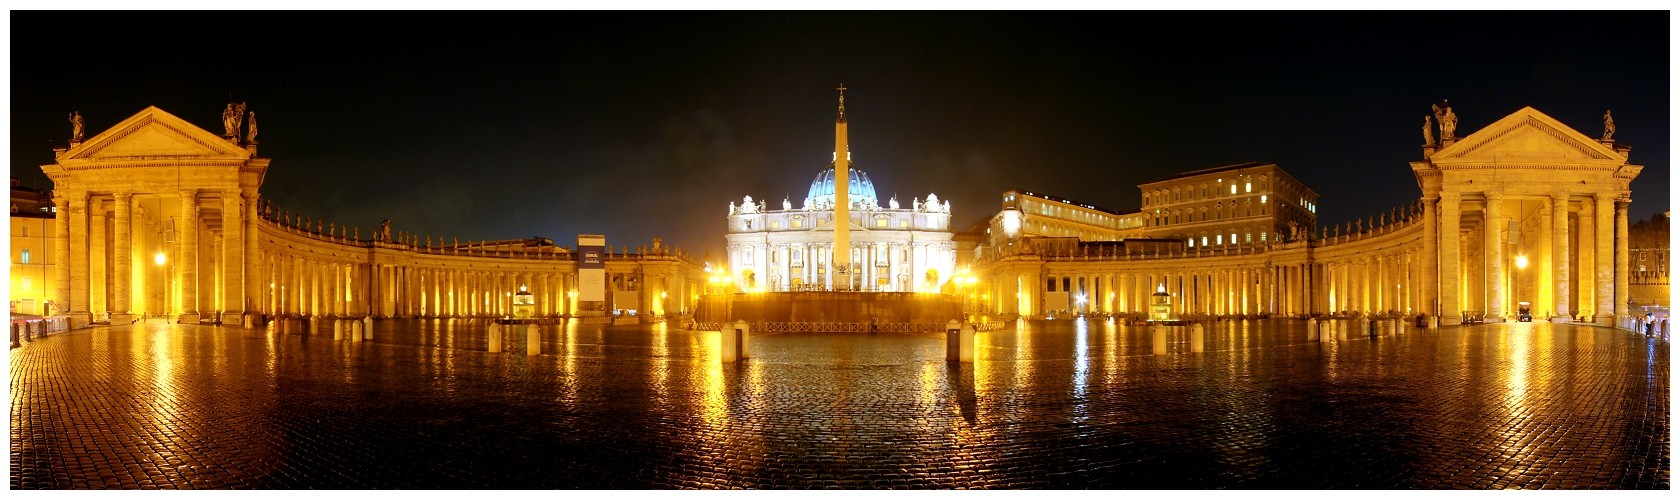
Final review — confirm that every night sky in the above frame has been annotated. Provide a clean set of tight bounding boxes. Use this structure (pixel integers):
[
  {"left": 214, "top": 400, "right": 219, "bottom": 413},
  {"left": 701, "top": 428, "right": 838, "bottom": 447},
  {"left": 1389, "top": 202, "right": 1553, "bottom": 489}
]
[{"left": 11, "top": 11, "right": 1669, "bottom": 259}]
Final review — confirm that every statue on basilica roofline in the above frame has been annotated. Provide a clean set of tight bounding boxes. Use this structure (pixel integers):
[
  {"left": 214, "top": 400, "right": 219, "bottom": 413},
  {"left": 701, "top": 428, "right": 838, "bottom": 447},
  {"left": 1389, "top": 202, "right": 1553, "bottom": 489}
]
[
  {"left": 889, "top": 196, "right": 899, "bottom": 210},
  {"left": 1432, "top": 100, "right": 1457, "bottom": 142},
  {"left": 222, "top": 102, "right": 246, "bottom": 138},
  {"left": 1421, "top": 115, "right": 1433, "bottom": 146},
  {"left": 246, "top": 111, "right": 258, "bottom": 143},
  {"left": 783, "top": 198, "right": 792, "bottom": 211},
  {"left": 68, "top": 111, "right": 84, "bottom": 142},
  {"left": 1602, "top": 109, "right": 1615, "bottom": 141}
]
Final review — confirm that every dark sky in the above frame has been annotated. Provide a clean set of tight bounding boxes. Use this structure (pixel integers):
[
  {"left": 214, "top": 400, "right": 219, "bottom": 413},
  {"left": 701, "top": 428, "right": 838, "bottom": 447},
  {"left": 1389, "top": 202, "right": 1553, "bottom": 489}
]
[{"left": 11, "top": 11, "right": 1669, "bottom": 259}]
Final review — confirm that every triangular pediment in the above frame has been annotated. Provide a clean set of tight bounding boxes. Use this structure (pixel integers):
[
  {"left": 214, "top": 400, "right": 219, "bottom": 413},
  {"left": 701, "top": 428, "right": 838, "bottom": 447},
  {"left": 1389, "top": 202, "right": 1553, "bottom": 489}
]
[
  {"left": 1431, "top": 106, "right": 1623, "bottom": 163},
  {"left": 61, "top": 106, "right": 250, "bottom": 161}
]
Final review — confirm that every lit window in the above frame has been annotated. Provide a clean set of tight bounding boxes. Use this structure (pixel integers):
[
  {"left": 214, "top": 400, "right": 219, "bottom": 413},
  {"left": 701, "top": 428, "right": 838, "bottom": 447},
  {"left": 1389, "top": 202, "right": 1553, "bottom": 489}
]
[
  {"left": 875, "top": 219, "right": 887, "bottom": 228},
  {"left": 771, "top": 221, "right": 780, "bottom": 230},
  {"left": 1217, "top": 234, "right": 1223, "bottom": 244},
  {"left": 1231, "top": 185, "right": 1237, "bottom": 194},
  {"left": 900, "top": 219, "right": 909, "bottom": 228},
  {"left": 1260, "top": 195, "right": 1267, "bottom": 203},
  {"left": 1201, "top": 236, "right": 1209, "bottom": 246},
  {"left": 1245, "top": 232, "right": 1252, "bottom": 243},
  {"left": 1187, "top": 238, "right": 1194, "bottom": 248},
  {"left": 793, "top": 219, "right": 803, "bottom": 228},
  {"left": 1245, "top": 182, "right": 1252, "bottom": 193},
  {"left": 1230, "top": 233, "right": 1237, "bottom": 244},
  {"left": 1261, "top": 232, "right": 1268, "bottom": 241},
  {"left": 20, "top": 249, "right": 29, "bottom": 264}
]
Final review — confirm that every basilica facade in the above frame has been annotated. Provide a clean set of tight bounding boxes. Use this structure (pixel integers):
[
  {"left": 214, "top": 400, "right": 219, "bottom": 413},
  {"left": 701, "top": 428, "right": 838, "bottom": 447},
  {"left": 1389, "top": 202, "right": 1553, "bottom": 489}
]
[{"left": 723, "top": 154, "right": 957, "bottom": 293}]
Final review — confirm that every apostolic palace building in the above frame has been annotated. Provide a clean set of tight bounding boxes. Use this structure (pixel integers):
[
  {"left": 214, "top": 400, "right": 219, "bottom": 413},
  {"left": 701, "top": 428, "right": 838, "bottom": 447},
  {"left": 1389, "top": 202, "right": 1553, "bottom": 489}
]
[{"left": 9, "top": 93, "right": 1664, "bottom": 333}]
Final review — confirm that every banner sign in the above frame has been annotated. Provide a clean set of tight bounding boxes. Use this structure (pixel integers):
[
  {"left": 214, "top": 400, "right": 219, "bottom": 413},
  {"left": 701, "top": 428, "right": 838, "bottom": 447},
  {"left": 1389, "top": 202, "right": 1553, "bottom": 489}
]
[{"left": 578, "top": 235, "right": 606, "bottom": 302}]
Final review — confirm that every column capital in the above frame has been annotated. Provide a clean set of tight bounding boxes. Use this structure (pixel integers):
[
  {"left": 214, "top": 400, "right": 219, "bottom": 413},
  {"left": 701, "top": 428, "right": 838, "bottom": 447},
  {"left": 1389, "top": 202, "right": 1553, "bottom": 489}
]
[
  {"left": 113, "top": 190, "right": 133, "bottom": 200},
  {"left": 1438, "top": 191, "right": 1461, "bottom": 202},
  {"left": 1551, "top": 192, "right": 1571, "bottom": 202},
  {"left": 1484, "top": 191, "right": 1504, "bottom": 203}
]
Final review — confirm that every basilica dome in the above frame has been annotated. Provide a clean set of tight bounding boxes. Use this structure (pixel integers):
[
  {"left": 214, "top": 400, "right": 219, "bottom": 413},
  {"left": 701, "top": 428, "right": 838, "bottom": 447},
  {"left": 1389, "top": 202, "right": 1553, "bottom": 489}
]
[{"left": 807, "top": 162, "right": 878, "bottom": 207}]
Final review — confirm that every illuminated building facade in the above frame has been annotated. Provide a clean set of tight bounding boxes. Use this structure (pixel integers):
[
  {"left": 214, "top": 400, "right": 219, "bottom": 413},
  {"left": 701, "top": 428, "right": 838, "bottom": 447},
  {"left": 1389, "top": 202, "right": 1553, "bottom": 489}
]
[
  {"left": 1136, "top": 162, "right": 1319, "bottom": 248},
  {"left": 724, "top": 95, "right": 956, "bottom": 293},
  {"left": 10, "top": 179, "right": 57, "bottom": 315}
]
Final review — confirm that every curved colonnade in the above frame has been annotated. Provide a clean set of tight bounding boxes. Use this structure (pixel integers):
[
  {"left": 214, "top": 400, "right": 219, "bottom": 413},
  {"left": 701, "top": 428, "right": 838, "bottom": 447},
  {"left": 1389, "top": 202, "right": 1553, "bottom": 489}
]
[
  {"left": 255, "top": 212, "right": 704, "bottom": 321},
  {"left": 977, "top": 205, "right": 1430, "bottom": 319}
]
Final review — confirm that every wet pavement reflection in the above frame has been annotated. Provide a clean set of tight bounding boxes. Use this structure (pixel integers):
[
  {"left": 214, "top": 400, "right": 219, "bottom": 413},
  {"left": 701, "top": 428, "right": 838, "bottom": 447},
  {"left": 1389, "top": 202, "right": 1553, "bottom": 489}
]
[{"left": 9, "top": 318, "right": 1669, "bottom": 489}]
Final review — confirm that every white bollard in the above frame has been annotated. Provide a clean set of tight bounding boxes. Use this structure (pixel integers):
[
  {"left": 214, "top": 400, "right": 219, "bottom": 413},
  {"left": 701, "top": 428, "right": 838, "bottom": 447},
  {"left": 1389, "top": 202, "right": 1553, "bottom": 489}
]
[
  {"left": 488, "top": 323, "right": 503, "bottom": 353},
  {"left": 736, "top": 320, "right": 751, "bottom": 360},
  {"left": 526, "top": 325, "right": 540, "bottom": 356},
  {"left": 363, "top": 317, "right": 374, "bottom": 340},
  {"left": 1190, "top": 323, "right": 1205, "bottom": 353},
  {"left": 1307, "top": 320, "right": 1320, "bottom": 341},
  {"left": 352, "top": 320, "right": 364, "bottom": 342},
  {"left": 959, "top": 323, "right": 976, "bottom": 362},
  {"left": 1336, "top": 320, "right": 1349, "bottom": 342},
  {"left": 1152, "top": 325, "right": 1167, "bottom": 355},
  {"left": 333, "top": 320, "right": 344, "bottom": 341}
]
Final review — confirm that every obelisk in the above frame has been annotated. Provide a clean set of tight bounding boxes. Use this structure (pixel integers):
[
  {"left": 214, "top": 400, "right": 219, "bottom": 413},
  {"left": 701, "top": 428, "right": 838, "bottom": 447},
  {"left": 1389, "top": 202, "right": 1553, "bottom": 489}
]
[{"left": 832, "top": 84, "right": 852, "bottom": 290}]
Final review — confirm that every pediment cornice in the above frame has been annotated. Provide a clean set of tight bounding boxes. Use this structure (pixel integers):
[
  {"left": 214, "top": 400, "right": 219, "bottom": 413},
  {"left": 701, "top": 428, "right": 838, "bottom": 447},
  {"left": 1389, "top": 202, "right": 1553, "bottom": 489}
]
[
  {"left": 59, "top": 106, "right": 250, "bottom": 162},
  {"left": 1430, "top": 106, "right": 1624, "bottom": 165}
]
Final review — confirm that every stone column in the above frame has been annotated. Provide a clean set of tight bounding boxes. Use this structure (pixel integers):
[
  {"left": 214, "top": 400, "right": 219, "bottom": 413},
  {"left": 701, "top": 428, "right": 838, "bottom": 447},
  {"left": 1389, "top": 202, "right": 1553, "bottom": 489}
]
[
  {"left": 67, "top": 192, "right": 93, "bottom": 325},
  {"left": 179, "top": 189, "right": 200, "bottom": 322},
  {"left": 1419, "top": 196, "right": 1438, "bottom": 318},
  {"left": 245, "top": 193, "right": 260, "bottom": 316},
  {"left": 1593, "top": 194, "right": 1613, "bottom": 325},
  {"left": 1578, "top": 201, "right": 1595, "bottom": 318},
  {"left": 112, "top": 192, "right": 133, "bottom": 322},
  {"left": 1438, "top": 192, "right": 1461, "bottom": 320},
  {"left": 53, "top": 195, "right": 70, "bottom": 317},
  {"left": 1551, "top": 193, "right": 1570, "bottom": 319},
  {"left": 1485, "top": 193, "right": 1505, "bottom": 320},
  {"left": 1537, "top": 197, "right": 1553, "bottom": 318},
  {"left": 1615, "top": 199, "right": 1630, "bottom": 317},
  {"left": 90, "top": 202, "right": 108, "bottom": 318},
  {"left": 222, "top": 192, "right": 244, "bottom": 318}
]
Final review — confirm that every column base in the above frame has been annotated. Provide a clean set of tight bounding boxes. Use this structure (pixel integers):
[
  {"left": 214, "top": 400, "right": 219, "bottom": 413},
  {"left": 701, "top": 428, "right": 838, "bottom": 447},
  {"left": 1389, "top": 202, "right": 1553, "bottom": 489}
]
[
  {"left": 1482, "top": 314, "right": 1506, "bottom": 323},
  {"left": 109, "top": 313, "right": 138, "bottom": 325},
  {"left": 68, "top": 312, "right": 93, "bottom": 329},
  {"left": 1593, "top": 314, "right": 1614, "bottom": 327},
  {"left": 240, "top": 313, "right": 266, "bottom": 328},
  {"left": 177, "top": 313, "right": 202, "bottom": 324},
  {"left": 219, "top": 310, "right": 243, "bottom": 325},
  {"left": 1548, "top": 316, "right": 1573, "bottom": 323}
]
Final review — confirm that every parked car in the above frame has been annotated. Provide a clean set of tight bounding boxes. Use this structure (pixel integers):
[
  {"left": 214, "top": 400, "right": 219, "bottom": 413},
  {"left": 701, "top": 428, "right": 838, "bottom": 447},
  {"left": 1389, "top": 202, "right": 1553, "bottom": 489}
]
[{"left": 1517, "top": 301, "right": 1533, "bottom": 322}]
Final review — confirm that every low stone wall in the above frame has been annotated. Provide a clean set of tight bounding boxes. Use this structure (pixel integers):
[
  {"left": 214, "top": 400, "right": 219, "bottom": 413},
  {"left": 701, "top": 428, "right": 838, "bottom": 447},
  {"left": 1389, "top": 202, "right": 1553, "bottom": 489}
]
[{"left": 695, "top": 291, "right": 963, "bottom": 326}]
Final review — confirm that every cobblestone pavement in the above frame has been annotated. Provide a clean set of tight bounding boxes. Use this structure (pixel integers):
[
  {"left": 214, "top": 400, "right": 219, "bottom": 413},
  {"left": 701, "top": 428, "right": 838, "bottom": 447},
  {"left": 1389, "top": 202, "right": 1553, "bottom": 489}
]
[{"left": 9, "top": 318, "right": 1669, "bottom": 489}]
